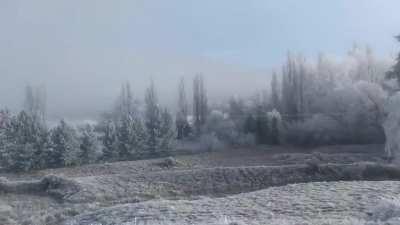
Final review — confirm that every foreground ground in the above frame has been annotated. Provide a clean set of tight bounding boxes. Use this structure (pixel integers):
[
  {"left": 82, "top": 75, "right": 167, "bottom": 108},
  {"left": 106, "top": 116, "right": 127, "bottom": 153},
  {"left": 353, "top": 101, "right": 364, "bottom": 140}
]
[{"left": 1, "top": 144, "right": 398, "bottom": 225}]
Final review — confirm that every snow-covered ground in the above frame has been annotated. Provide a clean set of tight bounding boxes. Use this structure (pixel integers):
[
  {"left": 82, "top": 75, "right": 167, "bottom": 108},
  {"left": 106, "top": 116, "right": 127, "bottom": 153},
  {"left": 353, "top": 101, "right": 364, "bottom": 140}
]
[{"left": 0, "top": 145, "right": 395, "bottom": 225}]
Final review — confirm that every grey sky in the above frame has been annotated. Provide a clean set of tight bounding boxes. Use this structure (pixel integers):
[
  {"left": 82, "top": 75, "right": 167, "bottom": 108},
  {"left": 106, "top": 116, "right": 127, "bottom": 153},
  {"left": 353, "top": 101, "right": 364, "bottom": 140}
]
[{"left": 0, "top": 0, "right": 399, "bottom": 119}]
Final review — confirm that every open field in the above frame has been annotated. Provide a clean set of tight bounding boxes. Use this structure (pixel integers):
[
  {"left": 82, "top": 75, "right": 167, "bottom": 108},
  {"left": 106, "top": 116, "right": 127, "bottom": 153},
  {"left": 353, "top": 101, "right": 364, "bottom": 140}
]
[{"left": 0, "top": 144, "right": 398, "bottom": 225}]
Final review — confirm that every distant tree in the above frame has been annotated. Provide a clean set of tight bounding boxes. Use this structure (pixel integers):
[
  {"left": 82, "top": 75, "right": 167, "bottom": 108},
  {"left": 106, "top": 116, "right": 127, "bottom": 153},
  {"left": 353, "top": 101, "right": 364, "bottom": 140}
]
[
  {"left": 243, "top": 114, "right": 257, "bottom": 134},
  {"left": 386, "top": 35, "right": 400, "bottom": 85},
  {"left": 193, "top": 74, "right": 208, "bottom": 135},
  {"left": 270, "top": 72, "right": 280, "bottom": 111},
  {"left": 281, "top": 54, "right": 308, "bottom": 121},
  {"left": 160, "top": 108, "right": 176, "bottom": 151},
  {"left": 114, "top": 82, "right": 136, "bottom": 119},
  {"left": 228, "top": 97, "right": 246, "bottom": 132},
  {"left": 99, "top": 82, "right": 146, "bottom": 161},
  {"left": 24, "top": 84, "right": 46, "bottom": 123},
  {"left": 0, "top": 109, "right": 11, "bottom": 129},
  {"left": 79, "top": 124, "right": 101, "bottom": 164},
  {"left": 115, "top": 114, "right": 146, "bottom": 159},
  {"left": 176, "top": 78, "right": 190, "bottom": 139},
  {"left": 144, "top": 80, "right": 163, "bottom": 155},
  {"left": 50, "top": 120, "right": 80, "bottom": 167},
  {"left": 143, "top": 81, "right": 175, "bottom": 156},
  {"left": 255, "top": 105, "right": 269, "bottom": 144},
  {"left": 268, "top": 109, "right": 282, "bottom": 145},
  {"left": 101, "top": 119, "right": 119, "bottom": 161}
]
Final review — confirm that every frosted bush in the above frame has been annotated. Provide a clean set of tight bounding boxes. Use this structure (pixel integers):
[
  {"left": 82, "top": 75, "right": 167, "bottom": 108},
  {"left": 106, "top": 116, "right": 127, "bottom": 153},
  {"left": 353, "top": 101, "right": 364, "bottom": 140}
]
[
  {"left": 203, "top": 110, "right": 255, "bottom": 147},
  {"left": 283, "top": 114, "right": 344, "bottom": 146}
]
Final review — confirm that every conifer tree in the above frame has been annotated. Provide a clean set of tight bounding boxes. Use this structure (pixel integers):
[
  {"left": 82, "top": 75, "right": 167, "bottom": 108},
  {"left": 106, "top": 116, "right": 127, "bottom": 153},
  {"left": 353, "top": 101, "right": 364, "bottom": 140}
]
[
  {"left": 101, "top": 119, "right": 119, "bottom": 161},
  {"left": 176, "top": 78, "right": 190, "bottom": 139},
  {"left": 0, "top": 111, "right": 47, "bottom": 171},
  {"left": 50, "top": 120, "right": 80, "bottom": 167},
  {"left": 144, "top": 80, "right": 163, "bottom": 155},
  {"left": 79, "top": 124, "right": 101, "bottom": 164},
  {"left": 160, "top": 108, "right": 176, "bottom": 151}
]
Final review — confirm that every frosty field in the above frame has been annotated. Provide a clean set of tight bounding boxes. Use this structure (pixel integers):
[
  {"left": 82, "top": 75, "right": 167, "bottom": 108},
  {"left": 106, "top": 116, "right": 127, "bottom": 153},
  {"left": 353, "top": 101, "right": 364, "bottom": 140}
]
[{"left": 0, "top": 145, "right": 398, "bottom": 225}]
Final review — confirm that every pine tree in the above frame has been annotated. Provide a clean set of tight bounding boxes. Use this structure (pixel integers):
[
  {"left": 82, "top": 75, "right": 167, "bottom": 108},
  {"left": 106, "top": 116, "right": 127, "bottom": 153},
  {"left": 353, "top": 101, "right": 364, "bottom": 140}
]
[
  {"left": 115, "top": 115, "right": 146, "bottom": 159},
  {"left": 144, "top": 80, "right": 163, "bottom": 156},
  {"left": 0, "top": 111, "right": 48, "bottom": 171},
  {"left": 114, "top": 82, "right": 136, "bottom": 119},
  {"left": 79, "top": 124, "right": 101, "bottom": 164},
  {"left": 100, "top": 82, "right": 146, "bottom": 161},
  {"left": 176, "top": 78, "right": 190, "bottom": 139},
  {"left": 50, "top": 120, "right": 80, "bottom": 167},
  {"left": 160, "top": 108, "right": 176, "bottom": 152},
  {"left": 101, "top": 119, "right": 119, "bottom": 161}
]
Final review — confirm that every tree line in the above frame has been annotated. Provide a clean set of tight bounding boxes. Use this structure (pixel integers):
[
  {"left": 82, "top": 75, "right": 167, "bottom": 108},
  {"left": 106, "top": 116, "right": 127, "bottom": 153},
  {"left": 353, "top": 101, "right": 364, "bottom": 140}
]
[{"left": 0, "top": 40, "right": 399, "bottom": 171}]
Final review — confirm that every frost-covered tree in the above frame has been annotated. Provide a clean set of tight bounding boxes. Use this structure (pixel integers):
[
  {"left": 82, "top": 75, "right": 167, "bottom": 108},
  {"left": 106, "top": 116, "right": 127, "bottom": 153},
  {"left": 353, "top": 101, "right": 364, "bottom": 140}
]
[
  {"left": 176, "top": 78, "right": 190, "bottom": 139},
  {"left": 101, "top": 119, "right": 119, "bottom": 161},
  {"left": 79, "top": 124, "right": 101, "bottom": 164},
  {"left": 115, "top": 114, "right": 146, "bottom": 159},
  {"left": 348, "top": 44, "right": 388, "bottom": 83},
  {"left": 99, "top": 82, "right": 146, "bottom": 161},
  {"left": 384, "top": 35, "right": 400, "bottom": 161},
  {"left": 270, "top": 72, "right": 280, "bottom": 111},
  {"left": 114, "top": 82, "right": 136, "bottom": 119},
  {"left": 24, "top": 84, "right": 46, "bottom": 123},
  {"left": 144, "top": 81, "right": 175, "bottom": 156},
  {"left": 228, "top": 97, "right": 247, "bottom": 132},
  {"left": 144, "top": 80, "right": 163, "bottom": 155},
  {"left": 50, "top": 120, "right": 80, "bottom": 167},
  {"left": 0, "top": 111, "right": 48, "bottom": 171},
  {"left": 0, "top": 110, "right": 10, "bottom": 129},
  {"left": 255, "top": 105, "right": 269, "bottom": 144},
  {"left": 160, "top": 108, "right": 176, "bottom": 151},
  {"left": 268, "top": 109, "right": 282, "bottom": 145},
  {"left": 193, "top": 74, "right": 208, "bottom": 135},
  {"left": 281, "top": 54, "right": 308, "bottom": 121}
]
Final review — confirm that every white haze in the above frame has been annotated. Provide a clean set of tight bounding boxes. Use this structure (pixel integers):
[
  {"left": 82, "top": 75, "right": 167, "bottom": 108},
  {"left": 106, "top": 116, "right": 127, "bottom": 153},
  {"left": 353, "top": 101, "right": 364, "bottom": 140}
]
[{"left": 0, "top": 0, "right": 399, "bottom": 120}]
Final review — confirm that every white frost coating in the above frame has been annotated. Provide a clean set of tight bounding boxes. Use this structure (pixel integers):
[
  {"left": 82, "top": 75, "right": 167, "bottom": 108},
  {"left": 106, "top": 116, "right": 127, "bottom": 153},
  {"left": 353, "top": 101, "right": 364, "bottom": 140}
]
[{"left": 383, "top": 92, "right": 400, "bottom": 162}]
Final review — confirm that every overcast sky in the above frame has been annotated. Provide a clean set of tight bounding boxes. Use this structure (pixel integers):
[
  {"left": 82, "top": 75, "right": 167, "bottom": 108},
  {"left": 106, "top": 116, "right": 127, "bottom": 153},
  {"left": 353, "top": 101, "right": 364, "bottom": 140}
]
[{"left": 0, "top": 0, "right": 399, "bottom": 119}]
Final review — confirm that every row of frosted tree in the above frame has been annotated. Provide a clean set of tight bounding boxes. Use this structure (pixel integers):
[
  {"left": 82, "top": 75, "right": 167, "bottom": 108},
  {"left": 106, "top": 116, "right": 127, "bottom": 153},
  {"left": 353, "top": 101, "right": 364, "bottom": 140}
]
[
  {"left": 0, "top": 41, "right": 399, "bottom": 171},
  {"left": 198, "top": 44, "right": 393, "bottom": 147},
  {"left": 0, "top": 81, "right": 176, "bottom": 171}
]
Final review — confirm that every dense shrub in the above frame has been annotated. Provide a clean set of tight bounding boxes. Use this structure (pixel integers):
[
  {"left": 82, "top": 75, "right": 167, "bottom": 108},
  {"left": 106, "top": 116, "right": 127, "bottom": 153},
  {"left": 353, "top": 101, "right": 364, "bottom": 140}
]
[
  {"left": 283, "top": 114, "right": 347, "bottom": 146},
  {"left": 203, "top": 110, "right": 256, "bottom": 147}
]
